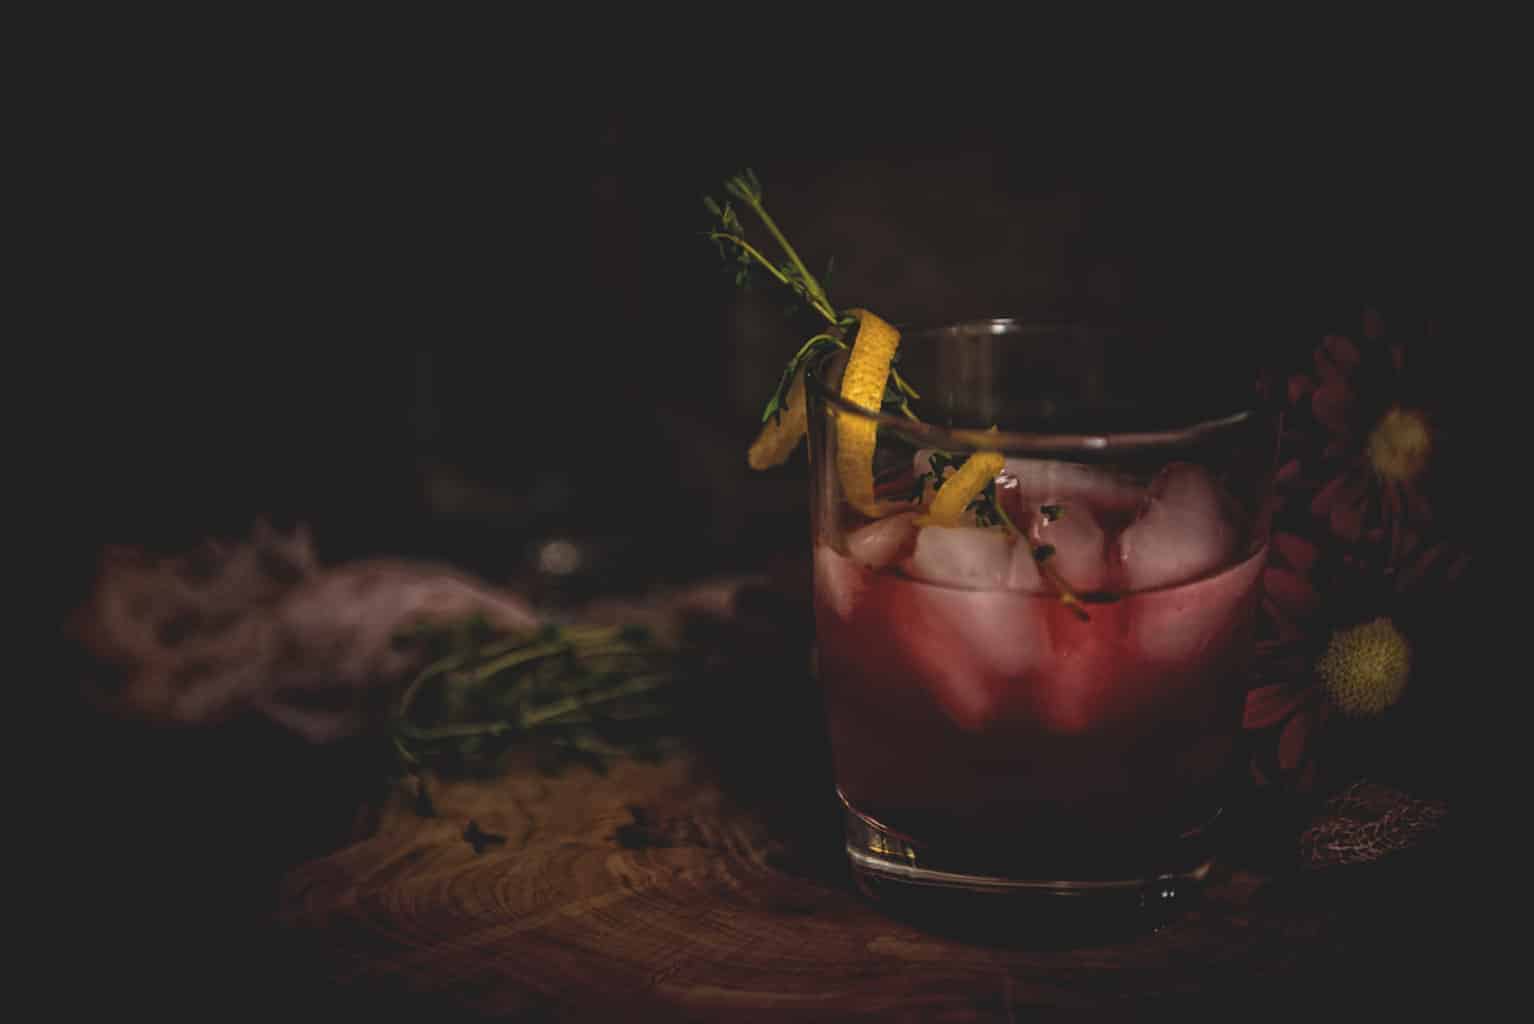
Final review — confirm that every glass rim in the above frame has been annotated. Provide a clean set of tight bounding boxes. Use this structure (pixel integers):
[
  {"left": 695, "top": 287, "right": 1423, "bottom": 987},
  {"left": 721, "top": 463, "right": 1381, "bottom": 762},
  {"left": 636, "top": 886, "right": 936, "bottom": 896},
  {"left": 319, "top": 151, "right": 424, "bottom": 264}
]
[{"left": 805, "top": 317, "right": 1256, "bottom": 455}]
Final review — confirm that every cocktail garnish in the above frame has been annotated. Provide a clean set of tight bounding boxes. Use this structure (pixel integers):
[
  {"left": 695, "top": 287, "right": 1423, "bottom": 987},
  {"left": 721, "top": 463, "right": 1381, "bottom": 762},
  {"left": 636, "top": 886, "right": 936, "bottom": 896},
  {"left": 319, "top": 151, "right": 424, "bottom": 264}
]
[
  {"left": 835, "top": 308, "right": 908, "bottom": 517},
  {"left": 704, "top": 170, "right": 918, "bottom": 468},
  {"left": 917, "top": 450, "right": 1005, "bottom": 527},
  {"left": 705, "top": 169, "right": 1095, "bottom": 613}
]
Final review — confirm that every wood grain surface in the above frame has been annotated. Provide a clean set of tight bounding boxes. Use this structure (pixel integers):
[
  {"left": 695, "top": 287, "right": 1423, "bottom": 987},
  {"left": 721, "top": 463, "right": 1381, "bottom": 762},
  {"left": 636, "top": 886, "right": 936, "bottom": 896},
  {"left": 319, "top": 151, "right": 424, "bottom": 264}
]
[
  {"left": 59, "top": 564, "right": 1478, "bottom": 1018},
  {"left": 272, "top": 742, "right": 1473, "bottom": 1018}
]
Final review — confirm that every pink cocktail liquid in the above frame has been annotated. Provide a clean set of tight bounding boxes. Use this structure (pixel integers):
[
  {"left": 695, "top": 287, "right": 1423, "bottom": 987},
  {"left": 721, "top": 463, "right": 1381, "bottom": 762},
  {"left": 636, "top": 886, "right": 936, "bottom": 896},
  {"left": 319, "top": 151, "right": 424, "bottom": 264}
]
[{"left": 813, "top": 466, "right": 1265, "bottom": 880}]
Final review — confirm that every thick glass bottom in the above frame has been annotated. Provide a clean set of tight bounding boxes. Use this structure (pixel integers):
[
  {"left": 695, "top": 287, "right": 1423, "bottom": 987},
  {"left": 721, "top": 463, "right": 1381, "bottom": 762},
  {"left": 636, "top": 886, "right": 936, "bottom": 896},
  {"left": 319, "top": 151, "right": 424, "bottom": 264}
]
[{"left": 841, "top": 790, "right": 1218, "bottom": 946}]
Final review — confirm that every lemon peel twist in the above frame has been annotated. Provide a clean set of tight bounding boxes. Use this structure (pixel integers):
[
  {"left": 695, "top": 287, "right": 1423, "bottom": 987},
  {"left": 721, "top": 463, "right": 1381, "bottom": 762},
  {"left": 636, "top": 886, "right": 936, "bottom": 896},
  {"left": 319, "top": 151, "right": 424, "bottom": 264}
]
[
  {"left": 835, "top": 308, "right": 904, "bottom": 517},
  {"left": 746, "top": 361, "right": 808, "bottom": 470},
  {"left": 917, "top": 450, "right": 1006, "bottom": 526}
]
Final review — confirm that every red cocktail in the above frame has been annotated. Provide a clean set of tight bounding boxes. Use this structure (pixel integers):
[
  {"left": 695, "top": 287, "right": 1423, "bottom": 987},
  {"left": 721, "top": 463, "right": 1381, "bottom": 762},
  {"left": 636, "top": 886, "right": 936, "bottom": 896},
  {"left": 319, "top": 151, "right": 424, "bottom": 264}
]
[{"left": 805, "top": 320, "right": 1276, "bottom": 913}]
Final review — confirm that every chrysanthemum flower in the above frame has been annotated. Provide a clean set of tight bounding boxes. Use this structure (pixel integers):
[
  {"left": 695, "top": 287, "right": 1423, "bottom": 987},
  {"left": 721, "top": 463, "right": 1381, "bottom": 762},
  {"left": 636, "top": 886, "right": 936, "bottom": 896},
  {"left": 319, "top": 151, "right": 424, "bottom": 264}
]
[
  {"left": 1244, "top": 523, "right": 1468, "bottom": 792},
  {"left": 1244, "top": 306, "right": 1471, "bottom": 792},
  {"left": 1276, "top": 309, "right": 1440, "bottom": 572}
]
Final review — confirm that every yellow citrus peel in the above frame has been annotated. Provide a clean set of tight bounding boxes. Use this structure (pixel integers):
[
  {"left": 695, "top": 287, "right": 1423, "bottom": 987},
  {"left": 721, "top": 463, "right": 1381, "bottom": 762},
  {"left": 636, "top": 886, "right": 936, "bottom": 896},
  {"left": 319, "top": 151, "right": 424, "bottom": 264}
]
[
  {"left": 746, "top": 361, "right": 808, "bottom": 470},
  {"left": 918, "top": 450, "right": 1005, "bottom": 526},
  {"left": 835, "top": 308, "right": 903, "bottom": 517}
]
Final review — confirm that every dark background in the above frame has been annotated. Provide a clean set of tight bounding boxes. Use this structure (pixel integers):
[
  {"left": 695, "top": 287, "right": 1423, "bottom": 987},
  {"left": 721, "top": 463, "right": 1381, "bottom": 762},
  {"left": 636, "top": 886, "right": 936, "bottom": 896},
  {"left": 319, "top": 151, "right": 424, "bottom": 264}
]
[
  {"left": 57, "top": 81, "right": 1487, "bottom": 597},
  {"left": 46, "top": 69, "right": 1492, "bottom": 1009}
]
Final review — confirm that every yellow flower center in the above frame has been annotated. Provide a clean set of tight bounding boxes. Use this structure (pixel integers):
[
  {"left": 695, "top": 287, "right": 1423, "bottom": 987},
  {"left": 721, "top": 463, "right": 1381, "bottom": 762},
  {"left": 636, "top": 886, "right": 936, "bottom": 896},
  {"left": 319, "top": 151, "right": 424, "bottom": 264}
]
[
  {"left": 1316, "top": 617, "right": 1411, "bottom": 718},
  {"left": 1367, "top": 406, "right": 1432, "bottom": 483}
]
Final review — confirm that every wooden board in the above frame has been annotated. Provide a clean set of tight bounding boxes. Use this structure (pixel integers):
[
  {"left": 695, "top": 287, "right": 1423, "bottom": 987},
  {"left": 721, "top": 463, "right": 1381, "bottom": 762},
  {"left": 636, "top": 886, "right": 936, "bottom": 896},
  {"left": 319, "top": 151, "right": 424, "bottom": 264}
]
[
  {"left": 65, "top": 563, "right": 1475, "bottom": 1017},
  {"left": 273, "top": 742, "right": 1472, "bottom": 1018}
]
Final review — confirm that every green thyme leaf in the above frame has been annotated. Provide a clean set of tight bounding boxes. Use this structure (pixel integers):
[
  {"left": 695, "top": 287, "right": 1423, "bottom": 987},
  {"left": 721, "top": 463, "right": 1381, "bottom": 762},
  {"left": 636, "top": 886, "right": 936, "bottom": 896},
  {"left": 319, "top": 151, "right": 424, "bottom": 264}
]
[
  {"left": 389, "top": 619, "right": 691, "bottom": 786},
  {"left": 704, "top": 168, "right": 923, "bottom": 435},
  {"left": 760, "top": 332, "right": 844, "bottom": 424}
]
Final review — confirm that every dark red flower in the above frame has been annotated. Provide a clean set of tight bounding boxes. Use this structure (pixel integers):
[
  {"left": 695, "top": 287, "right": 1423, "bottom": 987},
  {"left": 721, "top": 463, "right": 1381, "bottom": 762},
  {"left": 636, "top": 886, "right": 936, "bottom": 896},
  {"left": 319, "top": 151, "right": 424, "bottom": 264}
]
[
  {"left": 1275, "top": 310, "right": 1438, "bottom": 569},
  {"left": 1244, "top": 646, "right": 1331, "bottom": 793},
  {"left": 1245, "top": 308, "right": 1473, "bottom": 797},
  {"left": 1245, "top": 530, "right": 1330, "bottom": 791},
  {"left": 1259, "top": 531, "right": 1320, "bottom": 645},
  {"left": 1244, "top": 523, "right": 1470, "bottom": 793}
]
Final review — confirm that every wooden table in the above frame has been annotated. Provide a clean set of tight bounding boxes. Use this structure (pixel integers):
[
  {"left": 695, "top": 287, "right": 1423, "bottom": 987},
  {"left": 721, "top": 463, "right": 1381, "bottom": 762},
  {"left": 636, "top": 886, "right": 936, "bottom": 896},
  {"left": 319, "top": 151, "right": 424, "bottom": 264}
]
[
  {"left": 269, "top": 747, "right": 1473, "bottom": 1018},
  {"left": 63, "top": 575, "right": 1478, "bottom": 1017}
]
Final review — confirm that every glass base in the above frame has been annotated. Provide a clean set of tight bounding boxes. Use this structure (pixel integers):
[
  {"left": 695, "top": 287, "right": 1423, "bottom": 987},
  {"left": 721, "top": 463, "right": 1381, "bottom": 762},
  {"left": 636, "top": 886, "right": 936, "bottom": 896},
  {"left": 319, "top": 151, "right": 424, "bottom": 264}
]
[{"left": 841, "top": 791, "right": 1217, "bottom": 945}]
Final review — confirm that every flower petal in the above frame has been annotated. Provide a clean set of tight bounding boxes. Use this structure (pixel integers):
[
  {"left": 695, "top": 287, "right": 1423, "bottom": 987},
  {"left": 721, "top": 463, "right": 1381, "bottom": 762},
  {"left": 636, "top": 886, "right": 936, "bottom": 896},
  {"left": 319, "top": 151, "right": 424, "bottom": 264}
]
[
  {"left": 1319, "top": 334, "right": 1362, "bottom": 376},
  {"left": 1296, "top": 755, "right": 1318, "bottom": 794},
  {"left": 1314, "top": 471, "right": 1371, "bottom": 542},
  {"left": 1330, "top": 497, "right": 1366, "bottom": 543},
  {"left": 1311, "top": 474, "right": 1350, "bottom": 517},
  {"left": 1273, "top": 532, "right": 1318, "bottom": 574},
  {"left": 1313, "top": 380, "right": 1354, "bottom": 435},
  {"left": 1245, "top": 683, "right": 1304, "bottom": 729},
  {"left": 1260, "top": 601, "right": 1307, "bottom": 645},
  {"left": 1278, "top": 709, "right": 1312, "bottom": 774},
  {"left": 1263, "top": 566, "right": 1321, "bottom": 622}
]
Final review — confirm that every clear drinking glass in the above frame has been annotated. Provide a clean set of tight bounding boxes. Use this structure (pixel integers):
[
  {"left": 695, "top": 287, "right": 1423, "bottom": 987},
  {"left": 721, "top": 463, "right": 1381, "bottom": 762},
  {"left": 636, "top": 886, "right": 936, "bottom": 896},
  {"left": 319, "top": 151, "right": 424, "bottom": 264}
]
[{"left": 805, "top": 318, "right": 1276, "bottom": 932}]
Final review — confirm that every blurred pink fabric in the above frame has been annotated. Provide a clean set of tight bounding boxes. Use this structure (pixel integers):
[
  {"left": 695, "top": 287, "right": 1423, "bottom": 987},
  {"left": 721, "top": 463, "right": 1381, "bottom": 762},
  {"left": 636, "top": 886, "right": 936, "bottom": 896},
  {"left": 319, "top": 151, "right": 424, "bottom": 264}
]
[{"left": 71, "top": 522, "right": 767, "bottom": 745}]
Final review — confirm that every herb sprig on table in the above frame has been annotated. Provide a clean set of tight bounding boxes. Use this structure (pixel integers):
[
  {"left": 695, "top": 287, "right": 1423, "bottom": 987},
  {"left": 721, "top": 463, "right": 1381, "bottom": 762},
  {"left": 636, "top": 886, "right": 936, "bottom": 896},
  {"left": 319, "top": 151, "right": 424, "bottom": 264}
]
[{"left": 388, "top": 617, "right": 690, "bottom": 813}]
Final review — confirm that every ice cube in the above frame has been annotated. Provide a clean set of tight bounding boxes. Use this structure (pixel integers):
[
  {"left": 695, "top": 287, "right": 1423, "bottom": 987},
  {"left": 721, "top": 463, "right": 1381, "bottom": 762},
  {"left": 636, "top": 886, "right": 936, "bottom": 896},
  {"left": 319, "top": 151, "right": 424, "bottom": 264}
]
[
  {"left": 1033, "top": 500, "right": 1110, "bottom": 591},
  {"left": 1006, "top": 538, "right": 1042, "bottom": 590},
  {"left": 888, "top": 583, "right": 1052, "bottom": 732},
  {"left": 813, "top": 544, "right": 866, "bottom": 623},
  {"left": 817, "top": 515, "right": 920, "bottom": 622},
  {"left": 1118, "top": 462, "right": 1239, "bottom": 591},
  {"left": 1131, "top": 544, "right": 1265, "bottom": 664},
  {"left": 1004, "top": 458, "right": 1143, "bottom": 512},
  {"left": 845, "top": 511, "right": 918, "bottom": 570},
  {"left": 901, "top": 525, "right": 1013, "bottom": 590},
  {"left": 909, "top": 448, "right": 989, "bottom": 525}
]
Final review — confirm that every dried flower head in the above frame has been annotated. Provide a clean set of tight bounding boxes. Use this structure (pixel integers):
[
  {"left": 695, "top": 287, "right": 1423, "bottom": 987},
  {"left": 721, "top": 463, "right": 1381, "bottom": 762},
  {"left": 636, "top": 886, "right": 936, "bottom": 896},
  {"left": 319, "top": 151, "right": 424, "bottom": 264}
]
[{"left": 1316, "top": 616, "right": 1411, "bottom": 718}]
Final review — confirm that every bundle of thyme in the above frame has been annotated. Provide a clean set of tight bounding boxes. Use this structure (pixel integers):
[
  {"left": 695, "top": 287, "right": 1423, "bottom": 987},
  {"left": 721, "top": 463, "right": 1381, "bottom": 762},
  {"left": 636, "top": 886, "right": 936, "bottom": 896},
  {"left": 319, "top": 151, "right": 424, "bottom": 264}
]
[{"left": 388, "top": 616, "right": 690, "bottom": 813}]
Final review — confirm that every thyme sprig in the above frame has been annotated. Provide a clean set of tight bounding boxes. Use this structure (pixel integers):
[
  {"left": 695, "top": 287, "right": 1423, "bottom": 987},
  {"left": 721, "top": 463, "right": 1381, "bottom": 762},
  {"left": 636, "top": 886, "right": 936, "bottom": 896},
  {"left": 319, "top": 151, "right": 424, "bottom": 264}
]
[
  {"left": 705, "top": 169, "right": 1105, "bottom": 619},
  {"left": 388, "top": 617, "right": 690, "bottom": 809},
  {"left": 704, "top": 169, "right": 919, "bottom": 425},
  {"left": 913, "top": 451, "right": 1104, "bottom": 620}
]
